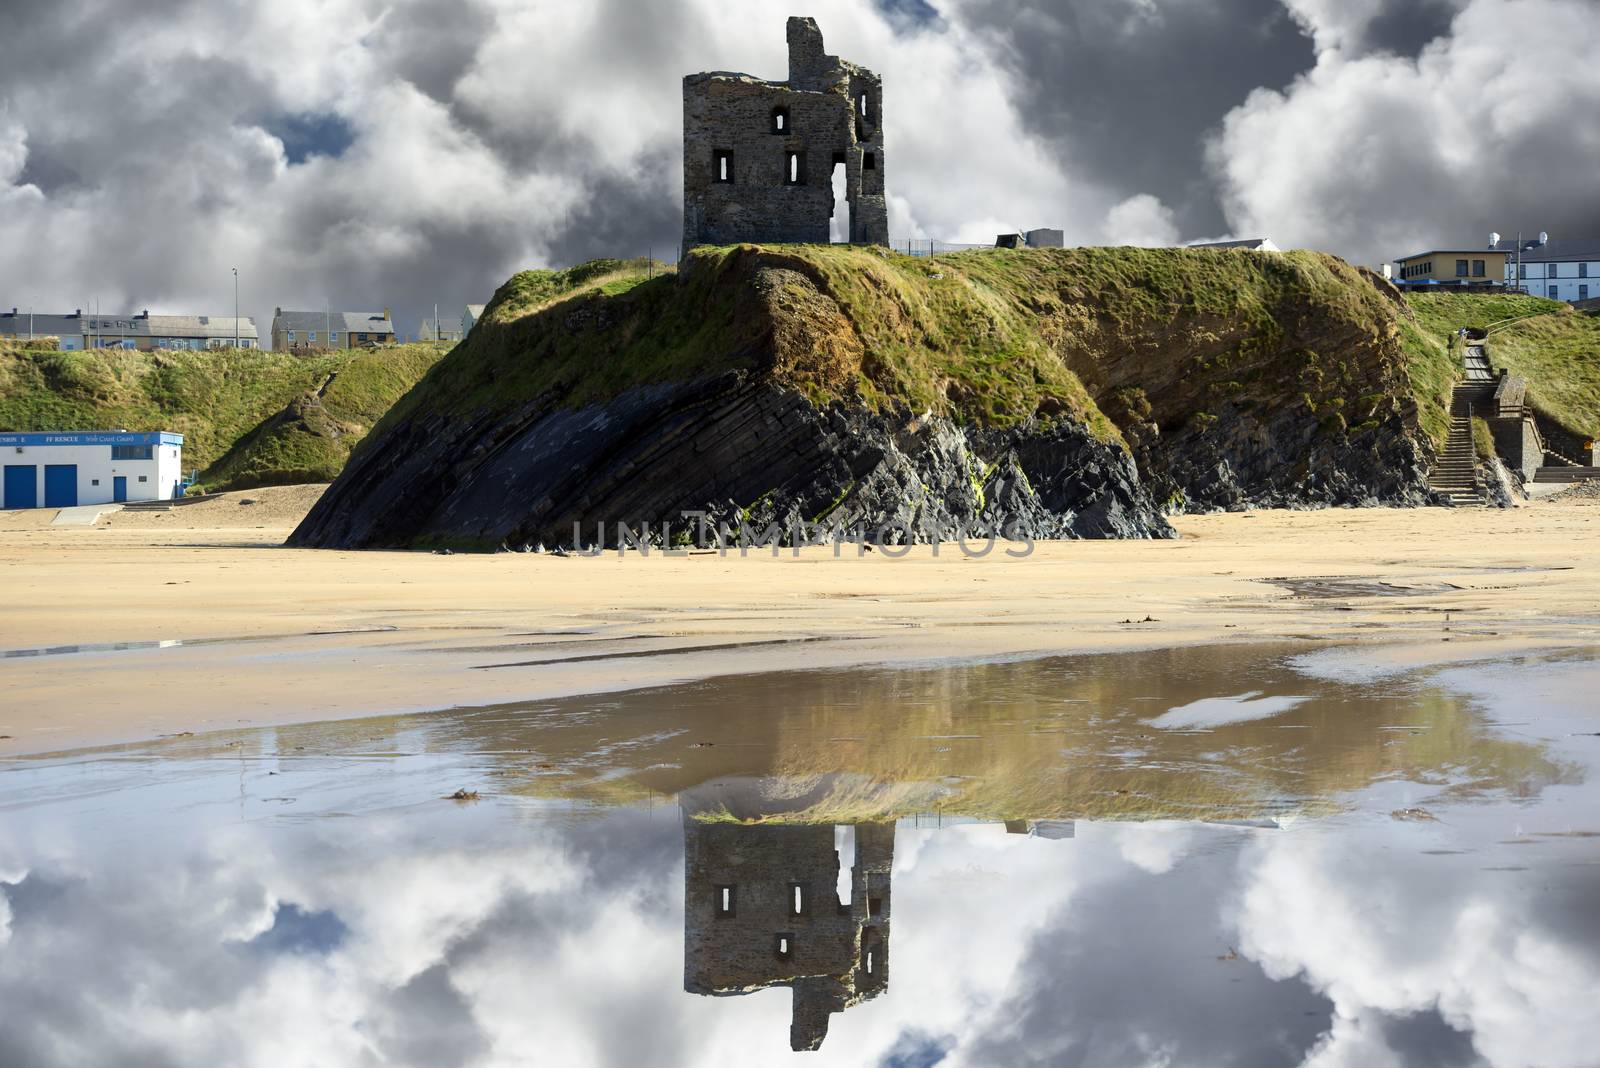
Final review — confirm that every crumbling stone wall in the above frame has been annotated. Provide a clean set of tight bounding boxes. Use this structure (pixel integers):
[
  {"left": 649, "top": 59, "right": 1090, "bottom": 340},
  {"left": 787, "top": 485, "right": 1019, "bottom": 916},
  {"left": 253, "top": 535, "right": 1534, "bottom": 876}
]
[{"left": 682, "top": 17, "right": 888, "bottom": 250}]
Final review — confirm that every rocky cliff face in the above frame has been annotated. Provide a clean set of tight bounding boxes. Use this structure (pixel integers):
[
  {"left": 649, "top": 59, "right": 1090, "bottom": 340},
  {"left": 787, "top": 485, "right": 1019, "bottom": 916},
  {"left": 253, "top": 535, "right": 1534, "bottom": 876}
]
[{"left": 289, "top": 373, "right": 1172, "bottom": 549}]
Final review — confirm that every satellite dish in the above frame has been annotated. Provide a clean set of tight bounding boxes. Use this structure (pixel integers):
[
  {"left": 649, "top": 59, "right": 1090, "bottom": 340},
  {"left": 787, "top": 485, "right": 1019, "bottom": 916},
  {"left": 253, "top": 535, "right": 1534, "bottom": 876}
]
[
  {"left": 1489, "top": 232, "right": 1501, "bottom": 248},
  {"left": 1539, "top": 231, "right": 1550, "bottom": 245}
]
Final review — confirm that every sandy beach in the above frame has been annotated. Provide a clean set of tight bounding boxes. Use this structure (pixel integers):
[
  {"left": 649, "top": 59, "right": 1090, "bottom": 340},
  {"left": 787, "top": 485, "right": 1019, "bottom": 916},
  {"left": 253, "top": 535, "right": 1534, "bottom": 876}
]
[{"left": 2, "top": 484, "right": 1598, "bottom": 755}]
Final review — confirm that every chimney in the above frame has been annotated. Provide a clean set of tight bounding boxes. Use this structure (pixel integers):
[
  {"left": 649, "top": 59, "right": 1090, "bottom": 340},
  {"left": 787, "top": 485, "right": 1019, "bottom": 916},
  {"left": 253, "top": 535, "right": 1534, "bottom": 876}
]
[{"left": 383, "top": 307, "right": 391, "bottom": 320}]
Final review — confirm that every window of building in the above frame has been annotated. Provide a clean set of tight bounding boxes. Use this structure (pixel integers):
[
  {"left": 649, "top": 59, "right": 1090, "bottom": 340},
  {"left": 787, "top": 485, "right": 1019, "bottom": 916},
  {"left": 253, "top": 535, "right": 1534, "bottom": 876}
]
[
  {"left": 1581, "top": 285, "right": 1590, "bottom": 300},
  {"left": 785, "top": 151, "right": 804, "bottom": 185},
  {"left": 1473, "top": 259, "right": 1486, "bottom": 277},
  {"left": 714, "top": 150, "right": 734, "bottom": 184},
  {"left": 111, "top": 445, "right": 154, "bottom": 461},
  {"left": 91, "top": 479, "right": 99, "bottom": 486},
  {"left": 1456, "top": 259, "right": 1469, "bottom": 278},
  {"left": 1549, "top": 286, "right": 1559, "bottom": 298},
  {"left": 858, "top": 93, "right": 869, "bottom": 118},
  {"left": 308, "top": 331, "right": 318, "bottom": 343},
  {"left": 715, "top": 885, "right": 736, "bottom": 917},
  {"left": 771, "top": 106, "right": 789, "bottom": 134},
  {"left": 864, "top": 152, "right": 876, "bottom": 170},
  {"left": 789, "top": 882, "right": 808, "bottom": 916},
  {"left": 774, "top": 934, "right": 794, "bottom": 960},
  {"left": 1519, "top": 263, "right": 1527, "bottom": 279},
  {"left": 1581, "top": 263, "right": 1590, "bottom": 278},
  {"left": 287, "top": 330, "right": 296, "bottom": 343},
  {"left": 137, "top": 475, "right": 148, "bottom": 483},
  {"left": 329, "top": 332, "right": 339, "bottom": 345},
  {"left": 1549, "top": 263, "right": 1559, "bottom": 278}
]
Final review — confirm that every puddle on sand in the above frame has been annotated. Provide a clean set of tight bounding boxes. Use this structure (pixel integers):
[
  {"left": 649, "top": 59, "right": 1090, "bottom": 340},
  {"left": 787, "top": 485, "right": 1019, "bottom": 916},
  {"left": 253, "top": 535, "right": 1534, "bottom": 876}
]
[{"left": 1, "top": 643, "right": 1597, "bottom": 1066}]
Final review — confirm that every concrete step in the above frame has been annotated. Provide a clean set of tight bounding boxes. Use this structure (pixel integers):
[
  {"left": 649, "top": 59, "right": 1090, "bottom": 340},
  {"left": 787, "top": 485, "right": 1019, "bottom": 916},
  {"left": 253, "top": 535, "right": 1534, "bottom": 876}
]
[{"left": 1532, "top": 467, "right": 1600, "bottom": 484}]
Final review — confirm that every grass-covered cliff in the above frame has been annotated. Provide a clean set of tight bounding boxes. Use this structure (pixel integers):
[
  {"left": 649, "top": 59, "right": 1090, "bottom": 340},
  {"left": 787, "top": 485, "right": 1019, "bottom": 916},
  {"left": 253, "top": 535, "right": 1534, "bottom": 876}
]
[
  {"left": 1406, "top": 292, "right": 1600, "bottom": 437},
  {"left": 0, "top": 342, "right": 449, "bottom": 491},
  {"left": 373, "top": 244, "right": 1451, "bottom": 454}
]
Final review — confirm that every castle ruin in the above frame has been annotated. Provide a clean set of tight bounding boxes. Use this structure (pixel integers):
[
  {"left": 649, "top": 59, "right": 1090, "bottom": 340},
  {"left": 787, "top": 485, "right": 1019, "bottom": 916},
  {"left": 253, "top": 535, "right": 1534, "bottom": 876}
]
[
  {"left": 683, "top": 817, "right": 894, "bottom": 1052},
  {"left": 682, "top": 17, "right": 888, "bottom": 250}
]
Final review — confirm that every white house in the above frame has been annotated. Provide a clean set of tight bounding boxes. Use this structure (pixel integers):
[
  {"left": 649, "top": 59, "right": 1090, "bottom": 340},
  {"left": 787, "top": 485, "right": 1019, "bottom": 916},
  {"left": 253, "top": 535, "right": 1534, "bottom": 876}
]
[
  {"left": 463, "top": 303, "right": 487, "bottom": 336},
  {"left": 1493, "top": 234, "right": 1600, "bottom": 303},
  {"left": 1, "top": 431, "right": 183, "bottom": 509}
]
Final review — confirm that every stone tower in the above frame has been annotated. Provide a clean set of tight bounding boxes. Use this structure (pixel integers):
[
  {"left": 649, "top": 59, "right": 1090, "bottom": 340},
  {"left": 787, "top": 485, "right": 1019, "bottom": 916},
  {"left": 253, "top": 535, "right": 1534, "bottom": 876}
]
[
  {"left": 681, "top": 16, "right": 888, "bottom": 250},
  {"left": 682, "top": 817, "right": 894, "bottom": 1052}
]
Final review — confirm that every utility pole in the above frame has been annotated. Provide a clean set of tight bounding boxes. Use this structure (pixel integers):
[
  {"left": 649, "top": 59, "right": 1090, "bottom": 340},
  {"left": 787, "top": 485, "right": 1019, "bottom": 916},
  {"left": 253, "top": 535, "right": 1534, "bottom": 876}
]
[
  {"left": 233, "top": 268, "right": 240, "bottom": 349},
  {"left": 326, "top": 299, "right": 331, "bottom": 350},
  {"left": 434, "top": 302, "right": 439, "bottom": 342}
]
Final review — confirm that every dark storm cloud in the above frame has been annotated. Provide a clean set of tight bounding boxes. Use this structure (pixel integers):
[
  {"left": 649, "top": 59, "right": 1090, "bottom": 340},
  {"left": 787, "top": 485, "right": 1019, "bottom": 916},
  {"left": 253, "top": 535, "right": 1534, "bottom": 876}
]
[
  {"left": 1360, "top": 0, "right": 1465, "bottom": 55},
  {"left": 954, "top": 0, "right": 1316, "bottom": 238}
]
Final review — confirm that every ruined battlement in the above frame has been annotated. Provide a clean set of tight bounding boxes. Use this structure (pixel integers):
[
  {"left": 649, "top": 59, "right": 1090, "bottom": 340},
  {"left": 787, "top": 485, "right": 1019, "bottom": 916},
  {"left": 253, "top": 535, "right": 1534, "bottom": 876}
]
[{"left": 682, "top": 16, "right": 888, "bottom": 250}]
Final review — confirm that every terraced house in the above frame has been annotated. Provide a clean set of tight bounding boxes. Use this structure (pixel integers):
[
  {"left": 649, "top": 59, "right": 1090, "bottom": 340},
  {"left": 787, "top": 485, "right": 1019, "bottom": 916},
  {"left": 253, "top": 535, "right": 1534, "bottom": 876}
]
[
  {"left": 0, "top": 308, "right": 257, "bottom": 350},
  {"left": 270, "top": 308, "right": 395, "bottom": 351}
]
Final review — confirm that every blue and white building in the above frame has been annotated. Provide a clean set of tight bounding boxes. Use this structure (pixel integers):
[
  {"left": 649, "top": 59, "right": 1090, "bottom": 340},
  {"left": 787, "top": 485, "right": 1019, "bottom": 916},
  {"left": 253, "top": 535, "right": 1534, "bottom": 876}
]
[
  {"left": 1493, "top": 234, "right": 1600, "bottom": 304},
  {"left": 1, "top": 431, "right": 184, "bottom": 510}
]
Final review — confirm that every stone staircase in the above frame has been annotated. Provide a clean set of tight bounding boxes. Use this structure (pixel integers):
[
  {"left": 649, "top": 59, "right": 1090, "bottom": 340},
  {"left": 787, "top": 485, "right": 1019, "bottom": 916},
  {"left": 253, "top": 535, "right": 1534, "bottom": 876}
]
[{"left": 1428, "top": 386, "right": 1483, "bottom": 506}]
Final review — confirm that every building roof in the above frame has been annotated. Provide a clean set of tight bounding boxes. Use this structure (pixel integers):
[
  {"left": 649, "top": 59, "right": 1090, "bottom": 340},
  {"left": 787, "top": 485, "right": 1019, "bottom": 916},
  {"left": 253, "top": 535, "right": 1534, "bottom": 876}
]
[
  {"left": 1392, "top": 248, "right": 1509, "bottom": 263},
  {"left": 144, "top": 315, "right": 258, "bottom": 339},
  {"left": 272, "top": 310, "right": 396, "bottom": 336},
  {"left": 465, "top": 304, "right": 486, "bottom": 318},
  {"left": 0, "top": 430, "right": 183, "bottom": 446},
  {"left": 420, "top": 317, "right": 463, "bottom": 339},
  {"left": 1191, "top": 238, "right": 1278, "bottom": 251},
  {"left": 0, "top": 311, "right": 86, "bottom": 337},
  {"left": 1491, "top": 237, "right": 1600, "bottom": 263},
  {"left": 0, "top": 310, "right": 257, "bottom": 339}
]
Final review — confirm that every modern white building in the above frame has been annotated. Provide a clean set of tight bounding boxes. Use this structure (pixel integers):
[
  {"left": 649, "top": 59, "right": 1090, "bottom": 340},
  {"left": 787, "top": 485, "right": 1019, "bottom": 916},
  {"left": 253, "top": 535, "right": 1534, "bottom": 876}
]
[
  {"left": 463, "top": 303, "right": 487, "bottom": 336},
  {"left": 1493, "top": 234, "right": 1600, "bottom": 303},
  {"left": 1, "top": 431, "right": 184, "bottom": 509}
]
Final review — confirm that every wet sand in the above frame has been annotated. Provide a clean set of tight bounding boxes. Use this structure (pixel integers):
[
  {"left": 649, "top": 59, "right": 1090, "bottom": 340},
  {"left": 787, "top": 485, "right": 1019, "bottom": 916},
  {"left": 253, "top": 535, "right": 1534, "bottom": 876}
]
[{"left": 2, "top": 485, "right": 1598, "bottom": 754}]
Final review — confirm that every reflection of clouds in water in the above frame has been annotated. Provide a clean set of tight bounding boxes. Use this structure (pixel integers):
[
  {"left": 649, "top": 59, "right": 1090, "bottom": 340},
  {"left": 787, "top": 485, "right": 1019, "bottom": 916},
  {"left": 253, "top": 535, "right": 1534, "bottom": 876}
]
[
  {"left": 1148, "top": 691, "right": 1311, "bottom": 730},
  {"left": 1238, "top": 827, "right": 1600, "bottom": 1068},
  {"left": 0, "top": 810, "right": 1596, "bottom": 1066}
]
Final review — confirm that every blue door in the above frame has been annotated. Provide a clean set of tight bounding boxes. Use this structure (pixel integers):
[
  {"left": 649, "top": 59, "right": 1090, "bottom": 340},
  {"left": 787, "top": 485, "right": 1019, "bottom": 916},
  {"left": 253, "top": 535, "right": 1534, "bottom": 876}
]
[
  {"left": 3, "top": 465, "right": 37, "bottom": 509},
  {"left": 44, "top": 465, "right": 78, "bottom": 508},
  {"left": 113, "top": 476, "right": 128, "bottom": 503}
]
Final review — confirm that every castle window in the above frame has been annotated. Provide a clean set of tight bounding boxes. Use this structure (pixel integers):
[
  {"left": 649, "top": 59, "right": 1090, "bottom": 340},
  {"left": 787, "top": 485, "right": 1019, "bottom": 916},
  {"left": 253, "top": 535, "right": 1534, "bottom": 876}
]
[
  {"left": 774, "top": 933, "right": 794, "bottom": 960},
  {"left": 715, "top": 885, "right": 736, "bottom": 917},
  {"left": 789, "top": 882, "right": 808, "bottom": 916},
  {"left": 858, "top": 93, "right": 869, "bottom": 118},
  {"left": 864, "top": 152, "right": 876, "bottom": 170},
  {"left": 772, "top": 106, "right": 789, "bottom": 134},
  {"left": 714, "top": 150, "right": 734, "bottom": 184},
  {"left": 785, "top": 151, "right": 805, "bottom": 186},
  {"left": 866, "top": 949, "right": 875, "bottom": 975}
]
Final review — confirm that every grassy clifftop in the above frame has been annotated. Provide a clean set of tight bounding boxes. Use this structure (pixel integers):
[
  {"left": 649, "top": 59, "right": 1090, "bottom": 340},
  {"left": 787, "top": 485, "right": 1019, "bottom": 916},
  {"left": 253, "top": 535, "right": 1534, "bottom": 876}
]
[
  {"left": 370, "top": 244, "right": 1454, "bottom": 457},
  {"left": 1406, "top": 292, "right": 1600, "bottom": 437},
  {"left": 0, "top": 342, "right": 448, "bottom": 489}
]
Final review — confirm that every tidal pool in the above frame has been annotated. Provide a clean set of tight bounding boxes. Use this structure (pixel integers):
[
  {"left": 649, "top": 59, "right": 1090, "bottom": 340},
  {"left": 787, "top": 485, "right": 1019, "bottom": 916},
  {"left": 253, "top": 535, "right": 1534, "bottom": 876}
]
[{"left": 1, "top": 643, "right": 1597, "bottom": 1066}]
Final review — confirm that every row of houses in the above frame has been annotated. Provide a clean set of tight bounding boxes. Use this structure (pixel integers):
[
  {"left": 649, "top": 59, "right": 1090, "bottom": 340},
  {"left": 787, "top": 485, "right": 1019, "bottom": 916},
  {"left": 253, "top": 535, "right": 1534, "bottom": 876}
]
[
  {"left": 1390, "top": 233, "right": 1600, "bottom": 303},
  {"left": 1, "top": 302, "right": 493, "bottom": 352}
]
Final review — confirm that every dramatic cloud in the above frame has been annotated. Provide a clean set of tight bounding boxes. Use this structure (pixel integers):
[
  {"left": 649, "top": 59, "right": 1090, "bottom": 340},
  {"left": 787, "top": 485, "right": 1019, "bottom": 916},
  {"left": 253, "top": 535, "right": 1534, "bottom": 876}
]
[
  {"left": 1212, "top": 0, "right": 1600, "bottom": 265},
  {"left": 0, "top": 0, "right": 1595, "bottom": 339}
]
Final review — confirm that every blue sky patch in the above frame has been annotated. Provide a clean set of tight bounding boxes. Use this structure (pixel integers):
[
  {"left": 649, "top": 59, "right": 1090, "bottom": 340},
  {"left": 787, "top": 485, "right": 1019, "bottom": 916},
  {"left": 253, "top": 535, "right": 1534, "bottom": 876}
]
[{"left": 267, "top": 112, "right": 356, "bottom": 164}]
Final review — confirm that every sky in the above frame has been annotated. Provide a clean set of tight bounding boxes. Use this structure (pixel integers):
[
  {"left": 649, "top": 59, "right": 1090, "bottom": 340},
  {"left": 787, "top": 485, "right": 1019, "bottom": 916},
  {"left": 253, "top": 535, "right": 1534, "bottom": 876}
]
[{"left": 0, "top": 0, "right": 1597, "bottom": 343}]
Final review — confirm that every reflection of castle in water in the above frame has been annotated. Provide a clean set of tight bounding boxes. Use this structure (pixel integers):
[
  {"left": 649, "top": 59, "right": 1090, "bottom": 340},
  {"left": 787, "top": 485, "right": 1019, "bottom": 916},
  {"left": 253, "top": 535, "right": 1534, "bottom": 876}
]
[{"left": 683, "top": 817, "right": 894, "bottom": 1052}]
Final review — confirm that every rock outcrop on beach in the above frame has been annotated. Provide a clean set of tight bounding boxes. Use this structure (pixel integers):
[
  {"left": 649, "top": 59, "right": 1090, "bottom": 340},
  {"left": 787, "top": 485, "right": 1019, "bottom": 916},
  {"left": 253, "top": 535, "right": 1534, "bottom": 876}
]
[{"left": 291, "top": 245, "right": 1456, "bottom": 550}]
